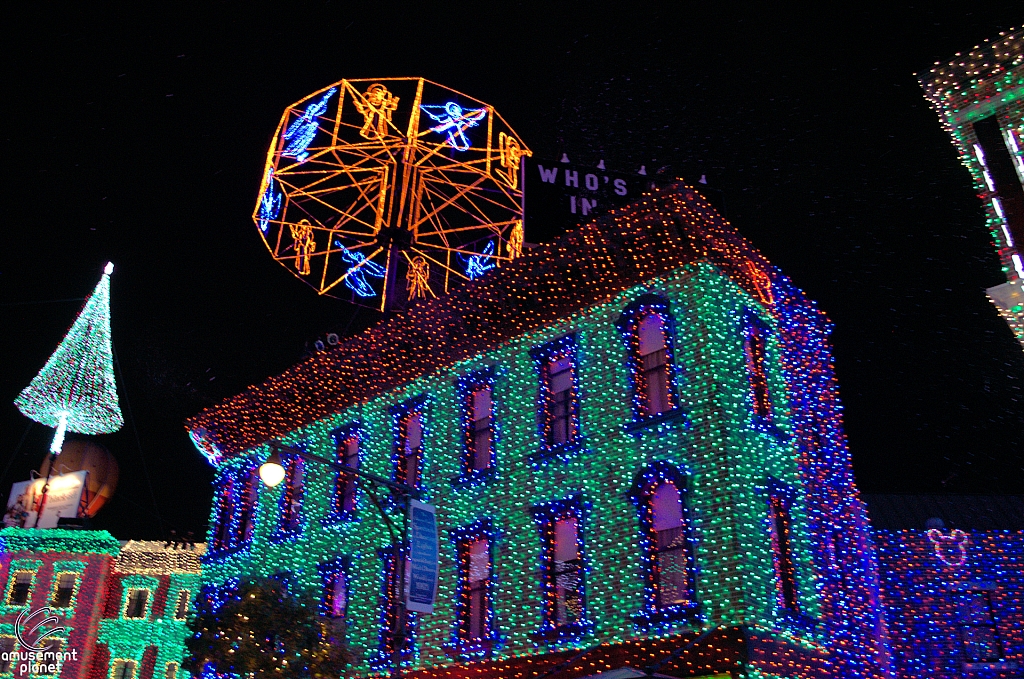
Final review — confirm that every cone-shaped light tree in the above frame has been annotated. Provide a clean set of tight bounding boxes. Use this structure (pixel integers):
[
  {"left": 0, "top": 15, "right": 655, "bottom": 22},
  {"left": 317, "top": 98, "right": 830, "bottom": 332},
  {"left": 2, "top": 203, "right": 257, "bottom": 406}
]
[{"left": 15, "top": 262, "right": 124, "bottom": 454}]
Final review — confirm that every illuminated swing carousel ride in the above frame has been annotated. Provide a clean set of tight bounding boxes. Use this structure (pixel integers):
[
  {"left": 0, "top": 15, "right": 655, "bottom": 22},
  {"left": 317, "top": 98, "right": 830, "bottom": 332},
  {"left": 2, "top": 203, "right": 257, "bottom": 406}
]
[{"left": 255, "top": 77, "right": 532, "bottom": 311}]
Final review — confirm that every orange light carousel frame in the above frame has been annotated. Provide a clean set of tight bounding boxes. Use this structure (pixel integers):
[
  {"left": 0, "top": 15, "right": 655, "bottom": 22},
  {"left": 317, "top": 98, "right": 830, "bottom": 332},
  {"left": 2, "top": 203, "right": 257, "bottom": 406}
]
[{"left": 254, "top": 77, "right": 532, "bottom": 311}]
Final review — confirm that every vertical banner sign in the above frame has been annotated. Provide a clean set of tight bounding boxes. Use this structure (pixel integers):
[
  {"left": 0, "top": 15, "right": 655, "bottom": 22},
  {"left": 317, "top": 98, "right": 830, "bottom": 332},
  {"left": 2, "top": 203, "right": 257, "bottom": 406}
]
[{"left": 405, "top": 500, "right": 439, "bottom": 614}]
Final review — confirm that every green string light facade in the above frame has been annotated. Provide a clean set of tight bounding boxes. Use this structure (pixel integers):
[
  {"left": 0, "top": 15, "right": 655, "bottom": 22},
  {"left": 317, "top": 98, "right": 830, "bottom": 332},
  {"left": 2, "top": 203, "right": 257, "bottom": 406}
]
[{"left": 191, "top": 186, "right": 891, "bottom": 678}]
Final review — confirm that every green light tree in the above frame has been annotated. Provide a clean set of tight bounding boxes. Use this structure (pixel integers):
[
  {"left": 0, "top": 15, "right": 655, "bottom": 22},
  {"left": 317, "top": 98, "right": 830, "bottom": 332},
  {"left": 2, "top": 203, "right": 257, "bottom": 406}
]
[
  {"left": 185, "top": 578, "right": 353, "bottom": 679},
  {"left": 14, "top": 262, "right": 123, "bottom": 453}
]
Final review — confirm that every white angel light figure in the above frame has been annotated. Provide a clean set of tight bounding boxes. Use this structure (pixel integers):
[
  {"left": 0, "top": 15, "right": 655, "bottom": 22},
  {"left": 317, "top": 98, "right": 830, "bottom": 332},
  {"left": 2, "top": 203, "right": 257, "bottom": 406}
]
[
  {"left": 420, "top": 101, "right": 487, "bottom": 151},
  {"left": 282, "top": 87, "right": 337, "bottom": 162},
  {"left": 334, "top": 241, "right": 386, "bottom": 298},
  {"left": 257, "top": 169, "right": 282, "bottom": 233},
  {"left": 463, "top": 240, "right": 496, "bottom": 280}
]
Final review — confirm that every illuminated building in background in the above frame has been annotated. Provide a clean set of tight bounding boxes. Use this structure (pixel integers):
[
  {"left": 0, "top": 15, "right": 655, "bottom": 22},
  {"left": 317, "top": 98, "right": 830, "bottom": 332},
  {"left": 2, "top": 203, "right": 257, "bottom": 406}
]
[
  {"left": 0, "top": 528, "right": 203, "bottom": 679},
  {"left": 868, "top": 495, "right": 1023, "bottom": 678},
  {"left": 919, "top": 30, "right": 1024, "bottom": 347},
  {"left": 188, "top": 185, "right": 891, "bottom": 678}
]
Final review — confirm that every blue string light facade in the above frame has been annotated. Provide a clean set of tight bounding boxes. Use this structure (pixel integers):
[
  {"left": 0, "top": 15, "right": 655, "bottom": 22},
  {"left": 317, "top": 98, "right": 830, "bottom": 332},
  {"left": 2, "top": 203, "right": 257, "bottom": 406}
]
[{"left": 870, "top": 495, "right": 1023, "bottom": 678}]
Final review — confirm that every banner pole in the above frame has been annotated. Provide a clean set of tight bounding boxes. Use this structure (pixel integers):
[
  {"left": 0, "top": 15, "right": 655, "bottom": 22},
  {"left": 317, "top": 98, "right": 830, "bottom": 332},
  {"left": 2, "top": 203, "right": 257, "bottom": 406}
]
[{"left": 32, "top": 452, "right": 57, "bottom": 528}]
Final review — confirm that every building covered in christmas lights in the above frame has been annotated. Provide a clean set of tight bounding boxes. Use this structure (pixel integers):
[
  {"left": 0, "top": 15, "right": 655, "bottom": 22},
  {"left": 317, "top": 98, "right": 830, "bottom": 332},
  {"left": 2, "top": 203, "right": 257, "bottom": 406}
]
[
  {"left": 187, "top": 184, "right": 892, "bottom": 678},
  {"left": 0, "top": 528, "right": 203, "bottom": 679},
  {"left": 868, "top": 494, "right": 1024, "bottom": 678},
  {"left": 919, "top": 29, "right": 1024, "bottom": 348}
]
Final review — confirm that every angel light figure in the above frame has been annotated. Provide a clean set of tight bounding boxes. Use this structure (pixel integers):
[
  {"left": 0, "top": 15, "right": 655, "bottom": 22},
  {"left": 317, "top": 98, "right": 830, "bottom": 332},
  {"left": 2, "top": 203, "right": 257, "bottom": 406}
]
[
  {"left": 282, "top": 87, "right": 337, "bottom": 162},
  {"left": 421, "top": 101, "right": 487, "bottom": 151},
  {"left": 335, "top": 241, "right": 386, "bottom": 298},
  {"left": 354, "top": 83, "right": 399, "bottom": 139},
  {"left": 507, "top": 220, "right": 524, "bottom": 260},
  {"left": 497, "top": 132, "right": 532, "bottom": 189},
  {"left": 406, "top": 256, "right": 430, "bottom": 299},
  {"left": 289, "top": 219, "right": 315, "bottom": 275},
  {"left": 463, "top": 240, "right": 496, "bottom": 280},
  {"left": 258, "top": 169, "right": 282, "bottom": 233}
]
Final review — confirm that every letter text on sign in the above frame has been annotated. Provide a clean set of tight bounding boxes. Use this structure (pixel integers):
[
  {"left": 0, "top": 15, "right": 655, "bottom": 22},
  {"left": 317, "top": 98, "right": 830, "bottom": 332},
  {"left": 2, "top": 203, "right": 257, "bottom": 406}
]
[{"left": 538, "top": 165, "right": 558, "bottom": 184}]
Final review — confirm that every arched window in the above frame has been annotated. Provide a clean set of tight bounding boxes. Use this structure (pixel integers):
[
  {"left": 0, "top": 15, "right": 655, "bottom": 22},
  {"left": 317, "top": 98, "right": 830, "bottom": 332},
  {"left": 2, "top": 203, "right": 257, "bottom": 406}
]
[
  {"left": 744, "top": 320, "right": 773, "bottom": 422},
  {"left": 110, "top": 660, "right": 136, "bottom": 679},
  {"left": 451, "top": 520, "right": 498, "bottom": 649},
  {"left": 397, "top": 410, "right": 423, "bottom": 489},
  {"left": 173, "top": 590, "right": 190, "bottom": 620},
  {"left": 469, "top": 386, "right": 493, "bottom": 471},
  {"left": 336, "top": 435, "right": 359, "bottom": 515},
  {"left": 651, "top": 483, "right": 689, "bottom": 608},
  {"left": 213, "top": 477, "right": 235, "bottom": 551},
  {"left": 235, "top": 467, "right": 258, "bottom": 544},
  {"left": 530, "top": 336, "right": 580, "bottom": 453},
  {"left": 378, "top": 544, "right": 415, "bottom": 666},
  {"left": 6, "top": 570, "right": 33, "bottom": 605},
  {"left": 124, "top": 589, "right": 149, "bottom": 619},
  {"left": 638, "top": 313, "right": 671, "bottom": 416},
  {"left": 456, "top": 369, "right": 498, "bottom": 479},
  {"left": 279, "top": 455, "right": 305, "bottom": 534},
  {"left": 52, "top": 571, "right": 78, "bottom": 608},
  {"left": 546, "top": 355, "right": 574, "bottom": 445},
  {"left": 553, "top": 517, "right": 582, "bottom": 627},
  {"left": 617, "top": 296, "right": 679, "bottom": 423},
  {"left": 325, "top": 570, "right": 347, "bottom": 619},
  {"left": 531, "top": 497, "right": 588, "bottom": 635},
  {"left": 768, "top": 494, "right": 799, "bottom": 612},
  {"left": 631, "top": 462, "right": 697, "bottom": 622}
]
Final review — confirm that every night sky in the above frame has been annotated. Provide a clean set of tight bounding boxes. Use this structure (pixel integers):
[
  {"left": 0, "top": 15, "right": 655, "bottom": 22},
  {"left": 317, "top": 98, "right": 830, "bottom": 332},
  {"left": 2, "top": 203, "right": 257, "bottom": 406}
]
[{"left": 3, "top": 4, "right": 1024, "bottom": 541}]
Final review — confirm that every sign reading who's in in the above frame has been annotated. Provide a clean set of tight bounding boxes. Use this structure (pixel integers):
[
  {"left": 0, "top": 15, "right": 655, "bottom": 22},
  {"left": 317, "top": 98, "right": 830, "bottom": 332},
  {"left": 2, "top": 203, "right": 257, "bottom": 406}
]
[{"left": 524, "top": 157, "right": 669, "bottom": 235}]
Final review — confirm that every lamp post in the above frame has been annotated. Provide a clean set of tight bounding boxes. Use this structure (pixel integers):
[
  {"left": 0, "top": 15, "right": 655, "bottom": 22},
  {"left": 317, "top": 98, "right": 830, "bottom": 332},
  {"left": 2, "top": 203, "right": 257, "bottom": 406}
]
[{"left": 258, "top": 441, "right": 421, "bottom": 675}]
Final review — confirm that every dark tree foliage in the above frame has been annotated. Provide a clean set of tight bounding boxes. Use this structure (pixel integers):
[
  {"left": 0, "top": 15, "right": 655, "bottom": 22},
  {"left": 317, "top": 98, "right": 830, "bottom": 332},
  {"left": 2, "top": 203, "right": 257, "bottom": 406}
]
[{"left": 185, "top": 577, "right": 353, "bottom": 679}]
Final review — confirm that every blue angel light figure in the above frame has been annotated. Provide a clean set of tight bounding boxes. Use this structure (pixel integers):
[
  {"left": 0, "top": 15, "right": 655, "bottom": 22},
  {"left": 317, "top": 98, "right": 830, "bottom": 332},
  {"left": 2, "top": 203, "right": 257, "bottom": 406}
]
[
  {"left": 257, "top": 169, "right": 282, "bottom": 233},
  {"left": 420, "top": 101, "right": 487, "bottom": 152},
  {"left": 463, "top": 240, "right": 496, "bottom": 280},
  {"left": 282, "top": 87, "right": 337, "bottom": 162},
  {"left": 335, "top": 241, "right": 386, "bottom": 298}
]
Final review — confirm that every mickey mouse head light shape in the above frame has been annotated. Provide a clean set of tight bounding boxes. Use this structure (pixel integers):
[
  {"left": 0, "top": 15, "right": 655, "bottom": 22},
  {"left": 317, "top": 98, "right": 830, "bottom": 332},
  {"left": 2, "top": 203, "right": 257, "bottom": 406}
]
[{"left": 926, "top": 528, "right": 969, "bottom": 567}]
